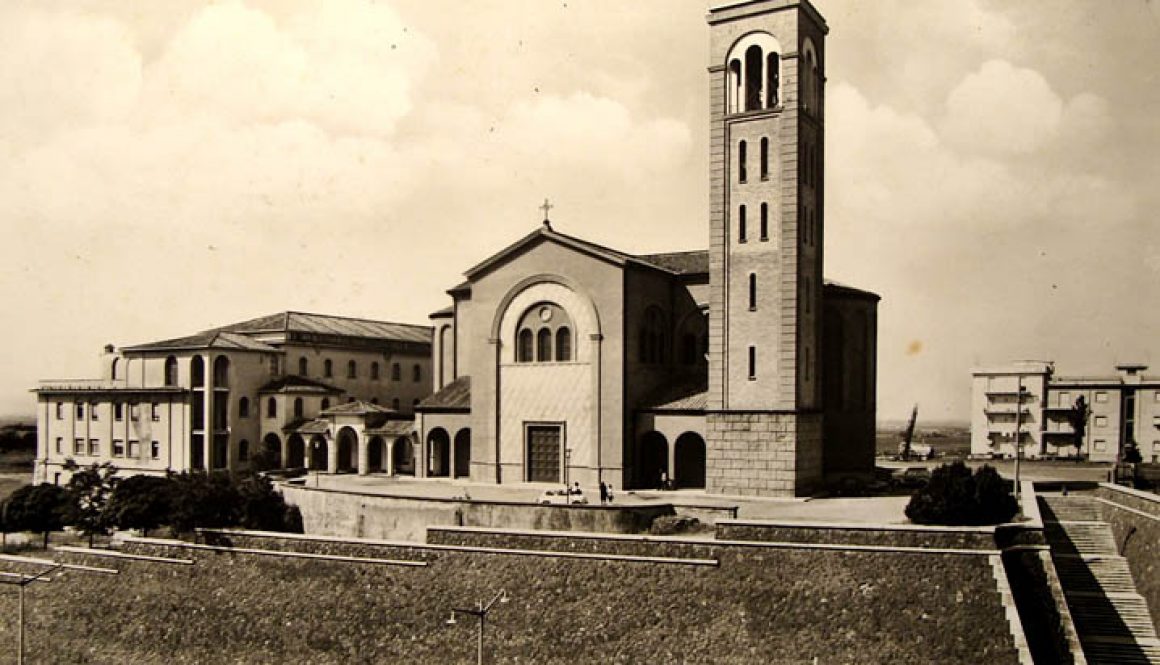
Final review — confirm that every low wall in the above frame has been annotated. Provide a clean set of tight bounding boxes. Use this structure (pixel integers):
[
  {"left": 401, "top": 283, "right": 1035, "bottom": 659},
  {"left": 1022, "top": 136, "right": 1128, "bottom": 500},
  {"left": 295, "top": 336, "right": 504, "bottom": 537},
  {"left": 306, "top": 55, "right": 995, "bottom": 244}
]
[
  {"left": 1094, "top": 483, "right": 1160, "bottom": 633},
  {"left": 716, "top": 519, "right": 1001, "bottom": 549},
  {"left": 280, "top": 484, "right": 673, "bottom": 542}
]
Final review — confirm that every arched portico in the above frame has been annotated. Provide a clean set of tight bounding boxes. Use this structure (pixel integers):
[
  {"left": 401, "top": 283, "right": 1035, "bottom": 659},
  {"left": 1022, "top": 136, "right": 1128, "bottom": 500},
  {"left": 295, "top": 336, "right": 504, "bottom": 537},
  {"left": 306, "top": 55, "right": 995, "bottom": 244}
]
[
  {"left": 368, "top": 436, "right": 385, "bottom": 473},
  {"left": 337, "top": 427, "right": 358, "bottom": 473},
  {"left": 638, "top": 431, "right": 669, "bottom": 489},
  {"left": 454, "top": 429, "right": 471, "bottom": 479},
  {"left": 393, "top": 436, "right": 415, "bottom": 476},
  {"left": 287, "top": 434, "right": 305, "bottom": 468},
  {"left": 674, "top": 432, "right": 707, "bottom": 489},
  {"left": 309, "top": 435, "right": 328, "bottom": 471},
  {"left": 262, "top": 433, "right": 282, "bottom": 469},
  {"left": 428, "top": 428, "right": 450, "bottom": 478}
]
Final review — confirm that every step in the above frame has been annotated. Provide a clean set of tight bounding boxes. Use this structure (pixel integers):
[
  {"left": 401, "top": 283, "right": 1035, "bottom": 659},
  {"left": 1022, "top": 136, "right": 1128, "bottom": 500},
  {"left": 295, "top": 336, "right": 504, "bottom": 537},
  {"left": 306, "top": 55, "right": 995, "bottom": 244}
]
[
  {"left": 1052, "top": 556, "right": 1139, "bottom": 595},
  {"left": 1080, "top": 637, "right": 1160, "bottom": 665},
  {"left": 1040, "top": 496, "right": 1105, "bottom": 522}
]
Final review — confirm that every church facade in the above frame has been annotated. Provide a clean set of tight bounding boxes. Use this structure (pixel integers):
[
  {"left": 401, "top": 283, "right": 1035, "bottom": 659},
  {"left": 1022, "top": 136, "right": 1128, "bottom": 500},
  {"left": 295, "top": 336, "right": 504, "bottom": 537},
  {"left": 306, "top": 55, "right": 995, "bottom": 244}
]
[{"left": 414, "top": 0, "right": 879, "bottom": 497}]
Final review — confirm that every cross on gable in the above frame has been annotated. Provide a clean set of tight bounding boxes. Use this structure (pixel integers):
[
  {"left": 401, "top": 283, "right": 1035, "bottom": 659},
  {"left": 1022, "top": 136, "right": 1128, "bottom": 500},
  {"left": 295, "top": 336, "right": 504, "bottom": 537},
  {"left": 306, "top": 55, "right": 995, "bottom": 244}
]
[{"left": 540, "top": 198, "right": 553, "bottom": 222}]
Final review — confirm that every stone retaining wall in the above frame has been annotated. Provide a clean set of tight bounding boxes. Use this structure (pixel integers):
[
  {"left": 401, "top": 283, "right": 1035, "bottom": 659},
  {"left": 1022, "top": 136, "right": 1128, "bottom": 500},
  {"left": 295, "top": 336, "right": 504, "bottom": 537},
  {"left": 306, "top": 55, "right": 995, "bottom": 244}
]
[{"left": 1094, "top": 483, "right": 1160, "bottom": 633}]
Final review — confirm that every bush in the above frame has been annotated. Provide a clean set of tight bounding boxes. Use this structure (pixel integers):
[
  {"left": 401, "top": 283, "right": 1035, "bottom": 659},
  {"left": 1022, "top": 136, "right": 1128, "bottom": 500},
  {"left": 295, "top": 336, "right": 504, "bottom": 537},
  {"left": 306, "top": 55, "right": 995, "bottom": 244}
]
[
  {"left": 649, "top": 515, "right": 702, "bottom": 536},
  {"left": 4, "top": 483, "right": 71, "bottom": 548},
  {"left": 167, "top": 470, "right": 242, "bottom": 534},
  {"left": 237, "top": 474, "right": 302, "bottom": 533},
  {"left": 107, "top": 475, "right": 176, "bottom": 537},
  {"left": 905, "top": 462, "right": 1018, "bottom": 526}
]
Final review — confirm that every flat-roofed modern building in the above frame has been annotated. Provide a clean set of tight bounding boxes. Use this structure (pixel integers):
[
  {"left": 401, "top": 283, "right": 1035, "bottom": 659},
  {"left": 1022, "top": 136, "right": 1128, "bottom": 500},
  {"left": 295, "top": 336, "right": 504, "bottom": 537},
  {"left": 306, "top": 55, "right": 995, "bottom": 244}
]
[
  {"left": 971, "top": 362, "right": 1160, "bottom": 463},
  {"left": 33, "top": 312, "right": 431, "bottom": 483}
]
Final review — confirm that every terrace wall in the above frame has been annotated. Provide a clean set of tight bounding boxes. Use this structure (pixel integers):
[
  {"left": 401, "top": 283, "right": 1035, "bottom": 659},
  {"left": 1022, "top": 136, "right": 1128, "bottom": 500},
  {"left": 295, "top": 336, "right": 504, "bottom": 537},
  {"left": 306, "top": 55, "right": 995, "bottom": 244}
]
[
  {"left": 1094, "top": 483, "right": 1160, "bottom": 633},
  {"left": 280, "top": 484, "right": 672, "bottom": 541}
]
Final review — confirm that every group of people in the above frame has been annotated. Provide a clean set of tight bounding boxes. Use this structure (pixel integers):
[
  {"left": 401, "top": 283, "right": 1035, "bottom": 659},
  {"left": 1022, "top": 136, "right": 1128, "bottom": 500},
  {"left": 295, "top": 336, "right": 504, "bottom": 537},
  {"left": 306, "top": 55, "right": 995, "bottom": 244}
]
[{"left": 597, "top": 481, "right": 614, "bottom": 505}]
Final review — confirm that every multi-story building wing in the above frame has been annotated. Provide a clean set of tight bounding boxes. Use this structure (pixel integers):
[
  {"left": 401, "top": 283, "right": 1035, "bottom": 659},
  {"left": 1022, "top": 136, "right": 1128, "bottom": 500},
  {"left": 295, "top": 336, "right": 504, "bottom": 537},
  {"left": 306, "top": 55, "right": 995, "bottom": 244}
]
[
  {"left": 34, "top": 312, "right": 431, "bottom": 483},
  {"left": 971, "top": 362, "right": 1160, "bottom": 463}
]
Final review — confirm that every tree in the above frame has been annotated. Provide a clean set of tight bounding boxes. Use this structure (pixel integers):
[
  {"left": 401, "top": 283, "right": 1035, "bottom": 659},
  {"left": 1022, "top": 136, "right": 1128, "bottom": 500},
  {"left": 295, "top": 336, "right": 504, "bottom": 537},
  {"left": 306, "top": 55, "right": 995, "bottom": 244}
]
[
  {"left": 1067, "top": 395, "right": 1090, "bottom": 458},
  {"left": 4, "top": 483, "right": 70, "bottom": 548},
  {"left": 237, "top": 473, "right": 302, "bottom": 532},
  {"left": 167, "top": 470, "right": 241, "bottom": 534},
  {"left": 107, "top": 475, "right": 175, "bottom": 537},
  {"left": 0, "top": 498, "right": 10, "bottom": 550},
  {"left": 905, "top": 462, "right": 1018, "bottom": 526},
  {"left": 1123, "top": 440, "right": 1143, "bottom": 465},
  {"left": 64, "top": 460, "right": 120, "bottom": 547}
]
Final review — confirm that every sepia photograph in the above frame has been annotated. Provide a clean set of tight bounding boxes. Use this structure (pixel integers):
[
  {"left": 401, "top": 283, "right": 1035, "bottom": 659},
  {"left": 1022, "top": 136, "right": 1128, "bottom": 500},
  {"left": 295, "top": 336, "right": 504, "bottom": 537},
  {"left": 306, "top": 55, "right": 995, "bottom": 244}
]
[{"left": 0, "top": 0, "right": 1158, "bottom": 662}]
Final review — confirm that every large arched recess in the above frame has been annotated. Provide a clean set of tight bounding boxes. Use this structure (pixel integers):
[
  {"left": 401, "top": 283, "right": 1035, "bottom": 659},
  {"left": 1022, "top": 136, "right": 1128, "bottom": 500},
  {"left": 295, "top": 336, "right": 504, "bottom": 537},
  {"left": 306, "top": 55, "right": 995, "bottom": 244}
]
[
  {"left": 491, "top": 274, "right": 602, "bottom": 364},
  {"left": 637, "top": 432, "right": 669, "bottom": 489},
  {"left": 674, "top": 432, "right": 707, "bottom": 489}
]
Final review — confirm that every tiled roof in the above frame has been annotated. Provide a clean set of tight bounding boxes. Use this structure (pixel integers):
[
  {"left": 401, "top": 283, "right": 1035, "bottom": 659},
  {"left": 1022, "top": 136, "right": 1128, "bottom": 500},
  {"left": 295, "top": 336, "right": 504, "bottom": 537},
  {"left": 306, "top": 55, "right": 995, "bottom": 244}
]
[
  {"left": 321, "top": 400, "right": 393, "bottom": 416},
  {"left": 258, "top": 375, "right": 342, "bottom": 394},
  {"left": 294, "top": 419, "right": 330, "bottom": 435},
  {"left": 635, "top": 250, "right": 709, "bottom": 276},
  {"left": 123, "top": 331, "right": 279, "bottom": 353},
  {"left": 366, "top": 420, "right": 415, "bottom": 437},
  {"left": 640, "top": 375, "right": 708, "bottom": 412},
  {"left": 220, "top": 311, "right": 431, "bottom": 344},
  {"left": 417, "top": 376, "right": 471, "bottom": 411}
]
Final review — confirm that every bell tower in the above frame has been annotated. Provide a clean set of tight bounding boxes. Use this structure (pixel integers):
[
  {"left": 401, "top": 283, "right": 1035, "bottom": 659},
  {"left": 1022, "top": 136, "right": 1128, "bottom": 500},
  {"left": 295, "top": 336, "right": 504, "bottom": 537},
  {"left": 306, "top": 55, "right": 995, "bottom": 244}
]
[{"left": 705, "top": 0, "right": 827, "bottom": 496}]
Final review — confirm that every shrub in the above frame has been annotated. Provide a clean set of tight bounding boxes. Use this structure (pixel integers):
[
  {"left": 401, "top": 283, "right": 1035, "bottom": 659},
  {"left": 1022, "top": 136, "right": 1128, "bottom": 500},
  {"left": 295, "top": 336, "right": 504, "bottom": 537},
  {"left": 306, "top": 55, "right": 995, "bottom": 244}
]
[
  {"left": 905, "top": 462, "right": 1018, "bottom": 526},
  {"left": 237, "top": 474, "right": 302, "bottom": 533},
  {"left": 649, "top": 515, "right": 702, "bottom": 536},
  {"left": 167, "top": 470, "right": 242, "bottom": 534},
  {"left": 4, "top": 483, "right": 71, "bottom": 548},
  {"left": 107, "top": 474, "right": 176, "bottom": 537}
]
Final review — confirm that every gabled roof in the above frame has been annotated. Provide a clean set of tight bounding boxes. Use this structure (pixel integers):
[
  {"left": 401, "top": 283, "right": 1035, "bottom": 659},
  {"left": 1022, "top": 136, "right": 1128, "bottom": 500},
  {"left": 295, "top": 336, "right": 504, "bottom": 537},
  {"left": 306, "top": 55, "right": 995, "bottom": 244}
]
[
  {"left": 220, "top": 311, "right": 431, "bottom": 344},
  {"left": 463, "top": 224, "right": 637, "bottom": 279},
  {"left": 320, "top": 400, "right": 394, "bottom": 417},
  {"left": 636, "top": 250, "right": 709, "bottom": 276},
  {"left": 417, "top": 376, "right": 471, "bottom": 412},
  {"left": 366, "top": 420, "right": 415, "bottom": 437},
  {"left": 258, "top": 375, "right": 342, "bottom": 394},
  {"left": 123, "top": 331, "right": 279, "bottom": 353},
  {"left": 823, "top": 280, "right": 881, "bottom": 301}
]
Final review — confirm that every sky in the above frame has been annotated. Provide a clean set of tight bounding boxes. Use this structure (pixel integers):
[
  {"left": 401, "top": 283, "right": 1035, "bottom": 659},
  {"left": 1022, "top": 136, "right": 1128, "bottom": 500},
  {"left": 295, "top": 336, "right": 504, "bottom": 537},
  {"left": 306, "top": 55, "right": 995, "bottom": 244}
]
[{"left": 1, "top": 0, "right": 1158, "bottom": 423}]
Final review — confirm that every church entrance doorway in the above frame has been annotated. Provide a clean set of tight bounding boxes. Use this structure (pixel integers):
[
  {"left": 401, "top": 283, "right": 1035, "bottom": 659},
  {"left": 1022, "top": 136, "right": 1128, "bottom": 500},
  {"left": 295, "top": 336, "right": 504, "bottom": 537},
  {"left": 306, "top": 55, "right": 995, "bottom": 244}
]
[
  {"left": 526, "top": 424, "right": 562, "bottom": 483},
  {"left": 674, "top": 432, "right": 706, "bottom": 489},
  {"left": 454, "top": 429, "right": 471, "bottom": 479},
  {"left": 638, "top": 431, "right": 669, "bottom": 489}
]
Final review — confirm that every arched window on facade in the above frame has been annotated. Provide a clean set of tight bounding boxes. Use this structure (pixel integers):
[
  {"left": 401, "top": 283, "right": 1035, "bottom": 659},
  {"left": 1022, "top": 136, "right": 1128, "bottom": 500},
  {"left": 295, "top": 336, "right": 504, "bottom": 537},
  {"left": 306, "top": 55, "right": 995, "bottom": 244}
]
[
  {"left": 164, "top": 356, "right": 178, "bottom": 387},
  {"left": 728, "top": 59, "right": 742, "bottom": 113},
  {"left": 348, "top": 360, "right": 357, "bottom": 379},
  {"left": 298, "top": 357, "right": 308, "bottom": 376},
  {"left": 213, "top": 356, "right": 229, "bottom": 387},
  {"left": 748, "top": 346, "right": 757, "bottom": 380},
  {"left": 324, "top": 359, "right": 333, "bottom": 378},
  {"left": 321, "top": 398, "right": 331, "bottom": 412},
  {"left": 191, "top": 356, "right": 205, "bottom": 388},
  {"left": 371, "top": 362, "right": 380, "bottom": 380},
  {"left": 536, "top": 329, "right": 552, "bottom": 362},
  {"left": 239, "top": 397, "right": 250, "bottom": 418},
  {"left": 760, "top": 137, "right": 769, "bottom": 180},
  {"left": 760, "top": 203, "right": 769, "bottom": 241},
  {"left": 391, "top": 363, "right": 401, "bottom": 381},
  {"left": 517, "top": 329, "right": 534, "bottom": 362},
  {"left": 745, "top": 45, "right": 763, "bottom": 111},
  {"left": 293, "top": 397, "right": 303, "bottom": 419},
  {"left": 738, "top": 205, "right": 747, "bottom": 243},
  {"left": 766, "top": 52, "right": 780, "bottom": 107},
  {"left": 267, "top": 397, "right": 277, "bottom": 418},
  {"left": 738, "top": 140, "right": 747, "bottom": 183},
  {"left": 749, "top": 273, "right": 757, "bottom": 310},
  {"left": 555, "top": 328, "right": 571, "bottom": 362},
  {"left": 111, "top": 358, "right": 120, "bottom": 381}
]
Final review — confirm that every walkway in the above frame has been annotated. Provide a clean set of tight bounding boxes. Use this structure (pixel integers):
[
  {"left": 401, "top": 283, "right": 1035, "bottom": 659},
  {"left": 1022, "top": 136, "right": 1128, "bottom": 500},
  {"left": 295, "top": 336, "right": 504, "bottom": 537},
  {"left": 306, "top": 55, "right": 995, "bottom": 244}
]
[{"left": 1040, "top": 494, "right": 1160, "bottom": 664}]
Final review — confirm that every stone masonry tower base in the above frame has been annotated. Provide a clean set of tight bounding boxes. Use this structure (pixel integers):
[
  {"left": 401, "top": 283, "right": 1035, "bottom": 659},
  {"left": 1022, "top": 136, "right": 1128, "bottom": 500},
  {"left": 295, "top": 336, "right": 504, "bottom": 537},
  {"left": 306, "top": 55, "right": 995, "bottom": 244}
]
[{"left": 706, "top": 412, "right": 822, "bottom": 496}]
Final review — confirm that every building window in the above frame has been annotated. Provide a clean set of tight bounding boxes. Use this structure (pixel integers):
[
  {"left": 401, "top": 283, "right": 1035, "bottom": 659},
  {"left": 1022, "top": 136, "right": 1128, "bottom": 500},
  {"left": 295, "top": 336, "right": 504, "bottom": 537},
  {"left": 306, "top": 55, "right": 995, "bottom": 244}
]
[
  {"left": 739, "top": 205, "right": 747, "bottom": 243},
  {"left": 537, "top": 329, "right": 552, "bottom": 362},
  {"left": 321, "top": 398, "right": 330, "bottom": 412},
  {"left": 191, "top": 356, "right": 205, "bottom": 388},
  {"left": 1057, "top": 391, "right": 1070, "bottom": 406},
  {"left": 269, "top": 355, "right": 280, "bottom": 377},
  {"left": 56, "top": 403, "right": 64, "bottom": 419},
  {"left": 130, "top": 403, "right": 140, "bottom": 421},
  {"left": 748, "top": 273, "right": 757, "bottom": 310},
  {"left": 76, "top": 403, "right": 85, "bottom": 420},
  {"left": 348, "top": 360, "right": 357, "bottom": 379},
  {"left": 91, "top": 404, "right": 99, "bottom": 421},
  {"left": 239, "top": 397, "right": 249, "bottom": 419},
  {"left": 151, "top": 441, "right": 160, "bottom": 460},
  {"left": 74, "top": 438, "right": 84, "bottom": 455},
  {"left": 760, "top": 137, "right": 769, "bottom": 180},
  {"left": 412, "top": 364, "right": 421, "bottom": 382},
  {"left": 114, "top": 403, "right": 124, "bottom": 421},
  {"left": 298, "top": 357, "right": 308, "bottom": 376},
  {"left": 150, "top": 403, "right": 160, "bottom": 422},
  {"left": 128, "top": 440, "right": 140, "bottom": 458},
  {"left": 1095, "top": 416, "right": 1108, "bottom": 428},
  {"left": 324, "top": 359, "right": 333, "bottom": 378},
  {"left": 238, "top": 440, "right": 249, "bottom": 462},
  {"left": 164, "top": 356, "right": 178, "bottom": 387},
  {"left": 760, "top": 203, "right": 768, "bottom": 241},
  {"left": 556, "top": 328, "right": 572, "bottom": 362},
  {"left": 267, "top": 397, "right": 277, "bottom": 418},
  {"left": 744, "top": 45, "right": 763, "bottom": 111},
  {"left": 1154, "top": 391, "right": 1160, "bottom": 403},
  {"left": 89, "top": 439, "right": 100, "bottom": 456},
  {"left": 371, "top": 362, "right": 380, "bottom": 380},
  {"left": 766, "top": 52, "right": 780, "bottom": 107},
  {"left": 748, "top": 346, "right": 756, "bottom": 380},
  {"left": 391, "top": 363, "right": 401, "bottom": 381},
  {"left": 1094, "top": 440, "right": 1107, "bottom": 452},
  {"left": 55, "top": 437, "right": 63, "bottom": 455},
  {"left": 738, "top": 140, "right": 747, "bottom": 183},
  {"left": 293, "top": 398, "right": 304, "bottom": 419},
  {"left": 213, "top": 356, "right": 229, "bottom": 387},
  {"left": 392, "top": 398, "right": 400, "bottom": 411},
  {"left": 517, "top": 329, "right": 534, "bottom": 363},
  {"left": 1095, "top": 391, "right": 1108, "bottom": 403}
]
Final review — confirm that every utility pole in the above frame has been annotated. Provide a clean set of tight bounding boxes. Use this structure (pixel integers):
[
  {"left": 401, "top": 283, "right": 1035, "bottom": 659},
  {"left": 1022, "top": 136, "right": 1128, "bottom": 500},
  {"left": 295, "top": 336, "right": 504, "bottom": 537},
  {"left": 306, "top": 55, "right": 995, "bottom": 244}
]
[
  {"left": 1014, "top": 376, "right": 1025, "bottom": 500},
  {"left": 2, "top": 564, "right": 61, "bottom": 665},
  {"left": 446, "top": 589, "right": 509, "bottom": 665}
]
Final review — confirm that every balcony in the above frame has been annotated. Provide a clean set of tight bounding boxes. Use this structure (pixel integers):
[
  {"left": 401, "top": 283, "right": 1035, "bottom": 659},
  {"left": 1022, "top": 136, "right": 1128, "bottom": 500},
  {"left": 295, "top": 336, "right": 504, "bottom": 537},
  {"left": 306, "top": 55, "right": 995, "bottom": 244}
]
[{"left": 36, "top": 379, "right": 185, "bottom": 394}]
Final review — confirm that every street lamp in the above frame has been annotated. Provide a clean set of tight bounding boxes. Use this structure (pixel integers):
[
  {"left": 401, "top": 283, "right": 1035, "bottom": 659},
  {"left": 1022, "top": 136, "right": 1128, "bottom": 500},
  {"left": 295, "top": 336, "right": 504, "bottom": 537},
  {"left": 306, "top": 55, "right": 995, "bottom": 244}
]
[
  {"left": 446, "top": 589, "right": 509, "bottom": 665},
  {"left": 1013, "top": 378, "right": 1028, "bottom": 501},
  {"left": 311, "top": 440, "right": 321, "bottom": 488}
]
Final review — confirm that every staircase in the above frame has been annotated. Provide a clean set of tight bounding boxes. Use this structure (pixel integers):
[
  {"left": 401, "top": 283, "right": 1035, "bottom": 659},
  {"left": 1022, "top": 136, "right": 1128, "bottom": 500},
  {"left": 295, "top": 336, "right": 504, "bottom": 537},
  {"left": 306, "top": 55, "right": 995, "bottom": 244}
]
[{"left": 1040, "top": 495, "right": 1160, "bottom": 664}]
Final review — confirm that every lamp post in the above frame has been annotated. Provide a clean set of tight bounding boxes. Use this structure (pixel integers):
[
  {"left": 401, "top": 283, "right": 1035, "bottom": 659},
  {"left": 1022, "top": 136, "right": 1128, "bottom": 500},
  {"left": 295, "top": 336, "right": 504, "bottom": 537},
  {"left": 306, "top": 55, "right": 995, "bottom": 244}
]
[
  {"left": 311, "top": 440, "right": 321, "bottom": 488},
  {"left": 1013, "top": 378, "right": 1027, "bottom": 500},
  {"left": 446, "top": 589, "right": 509, "bottom": 665}
]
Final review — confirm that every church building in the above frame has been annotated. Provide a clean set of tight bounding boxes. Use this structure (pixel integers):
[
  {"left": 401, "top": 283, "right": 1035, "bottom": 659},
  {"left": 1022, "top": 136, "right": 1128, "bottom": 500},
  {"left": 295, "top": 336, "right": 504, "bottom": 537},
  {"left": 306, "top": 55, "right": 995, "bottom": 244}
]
[{"left": 414, "top": 0, "right": 879, "bottom": 497}]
